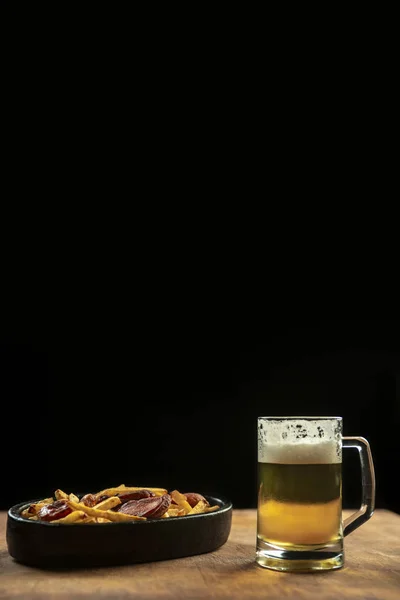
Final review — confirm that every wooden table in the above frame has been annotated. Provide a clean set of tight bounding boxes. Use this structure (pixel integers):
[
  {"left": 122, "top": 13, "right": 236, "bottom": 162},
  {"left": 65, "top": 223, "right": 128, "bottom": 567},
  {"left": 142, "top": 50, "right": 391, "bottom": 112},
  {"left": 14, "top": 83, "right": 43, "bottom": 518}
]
[{"left": 1, "top": 509, "right": 399, "bottom": 599}]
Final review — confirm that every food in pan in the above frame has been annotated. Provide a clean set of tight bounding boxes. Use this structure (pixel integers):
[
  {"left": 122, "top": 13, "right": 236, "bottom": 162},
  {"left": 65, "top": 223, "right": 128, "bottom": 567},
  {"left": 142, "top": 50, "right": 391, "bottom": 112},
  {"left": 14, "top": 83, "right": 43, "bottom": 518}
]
[{"left": 20, "top": 484, "right": 220, "bottom": 524}]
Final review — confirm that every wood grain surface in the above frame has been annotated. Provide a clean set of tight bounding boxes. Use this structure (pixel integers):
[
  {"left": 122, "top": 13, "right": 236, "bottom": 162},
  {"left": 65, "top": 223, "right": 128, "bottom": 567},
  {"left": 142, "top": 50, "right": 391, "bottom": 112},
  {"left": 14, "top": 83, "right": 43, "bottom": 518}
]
[{"left": 1, "top": 509, "right": 399, "bottom": 600}]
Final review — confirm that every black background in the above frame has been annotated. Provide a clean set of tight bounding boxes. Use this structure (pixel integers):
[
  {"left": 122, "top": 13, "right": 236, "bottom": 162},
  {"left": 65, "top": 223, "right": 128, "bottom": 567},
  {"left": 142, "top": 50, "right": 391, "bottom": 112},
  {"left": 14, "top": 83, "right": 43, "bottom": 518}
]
[
  {"left": 1, "top": 318, "right": 399, "bottom": 514},
  {"left": 1, "top": 0, "right": 398, "bottom": 525}
]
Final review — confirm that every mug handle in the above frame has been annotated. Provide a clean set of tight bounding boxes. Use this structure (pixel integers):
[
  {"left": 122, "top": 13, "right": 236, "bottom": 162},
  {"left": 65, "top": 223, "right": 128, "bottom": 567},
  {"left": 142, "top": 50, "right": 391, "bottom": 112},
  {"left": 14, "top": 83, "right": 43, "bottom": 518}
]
[{"left": 342, "top": 437, "right": 376, "bottom": 537}]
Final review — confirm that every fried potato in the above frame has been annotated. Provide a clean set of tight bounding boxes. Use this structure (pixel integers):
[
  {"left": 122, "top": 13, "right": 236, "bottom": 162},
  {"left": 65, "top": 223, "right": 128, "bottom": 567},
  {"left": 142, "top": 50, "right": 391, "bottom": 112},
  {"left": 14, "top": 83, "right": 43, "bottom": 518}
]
[
  {"left": 188, "top": 500, "right": 208, "bottom": 514},
  {"left": 21, "top": 498, "right": 54, "bottom": 518},
  {"left": 167, "top": 507, "right": 186, "bottom": 517},
  {"left": 170, "top": 490, "right": 192, "bottom": 515},
  {"left": 94, "top": 496, "right": 121, "bottom": 511},
  {"left": 50, "top": 510, "right": 87, "bottom": 524},
  {"left": 205, "top": 505, "right": 220, "bottom": 513},
  {"left": 94, "top": 484, "right": 126, "bottom": 498},
  {"left": 81, "top": 516, "right": 111, "bottom": 524},
  {"left": 55, "top": 490, "right": 80, "bottom": 504},
  {"left": 170, "top": 490, "right": 192, "bottom": 514},
  {"left": 55, "top": 489, "right": 68, "bottom": 500},
  {"left": 67, "top": 499, "right": 145, "bottom": 522},
  {"left": 95, "top": 486, "right": 167, "bottom": 499}
]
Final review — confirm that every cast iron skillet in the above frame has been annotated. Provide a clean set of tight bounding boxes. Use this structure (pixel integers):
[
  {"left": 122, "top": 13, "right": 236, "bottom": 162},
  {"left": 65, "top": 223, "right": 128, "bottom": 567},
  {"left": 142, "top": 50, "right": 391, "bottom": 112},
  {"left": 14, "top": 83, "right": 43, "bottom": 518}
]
[{"left": 7, "top": 494, "right": 232, "bottom": 568}]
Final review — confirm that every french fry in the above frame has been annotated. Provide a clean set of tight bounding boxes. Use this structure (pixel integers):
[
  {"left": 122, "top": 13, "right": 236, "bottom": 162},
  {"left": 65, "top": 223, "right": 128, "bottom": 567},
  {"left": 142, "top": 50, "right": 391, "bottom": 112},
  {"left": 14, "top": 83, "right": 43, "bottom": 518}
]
[
  {"left": 94, "top": 496, "right": 121, "bottom": 511},
  {"left": 205, "top": 505, "right": 220, "bottom": 513},
  {"left": 55, "top": 489, "right": 68, "bottom": 500},
  {"left": 40, "top": 497, "right": 55, "bottom": 506},
  {"left": 170, "top": 490, "right": 192, "bottom": 514},
  {"left": 67, "top": 499, "right": 145, "bottom": 522},
  {"left": 96, "top": 517, "right": 112, "bottom": 523},
  {"left": 167, "top": 507, "right": 185, "bottom": 517},
  {"left": 94, "top": 484, "right": 126, "bottom": 498},
  {"left": 95, "top": 486, "right": 167, "bottom": 500},
  {"left": 55, "top": 490, "right": 80, "bottom": 504},
  {"left": 21, "top": 498, "right": 53, "bottom": 517},
  {"left": 51, "top": 511, "right": 87, "bottom": 524},
  {"left": 188, "top": 500, "right": 208, "bottom": 514}
]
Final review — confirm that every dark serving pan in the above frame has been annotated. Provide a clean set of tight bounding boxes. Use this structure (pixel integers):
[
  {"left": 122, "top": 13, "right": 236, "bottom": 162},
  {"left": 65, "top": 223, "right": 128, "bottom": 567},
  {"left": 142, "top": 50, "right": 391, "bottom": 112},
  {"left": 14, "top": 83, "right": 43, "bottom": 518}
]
[{"left": 7, "top": 495, "right": 232, "bottom": 568}]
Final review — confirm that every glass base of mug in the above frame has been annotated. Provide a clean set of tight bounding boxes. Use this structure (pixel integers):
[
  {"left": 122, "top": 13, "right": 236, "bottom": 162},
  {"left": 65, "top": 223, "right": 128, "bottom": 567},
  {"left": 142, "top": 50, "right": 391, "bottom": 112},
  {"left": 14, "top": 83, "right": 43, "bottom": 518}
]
[{"left": 256, "top": 539, "right": 344, "bottom": 572}]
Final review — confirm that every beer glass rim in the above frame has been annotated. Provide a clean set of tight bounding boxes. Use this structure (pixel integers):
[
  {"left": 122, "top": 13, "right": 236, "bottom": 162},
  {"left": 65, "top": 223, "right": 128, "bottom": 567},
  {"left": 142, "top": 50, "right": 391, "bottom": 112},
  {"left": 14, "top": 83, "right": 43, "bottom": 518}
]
[{"left": 258, "top": 416, "right": 342, "bottom": 420}]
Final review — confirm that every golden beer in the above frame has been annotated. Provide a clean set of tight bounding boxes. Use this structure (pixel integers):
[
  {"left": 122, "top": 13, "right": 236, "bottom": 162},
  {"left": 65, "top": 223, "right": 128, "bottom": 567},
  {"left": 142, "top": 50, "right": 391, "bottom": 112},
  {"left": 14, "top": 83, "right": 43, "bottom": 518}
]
[
  {"left": 257, "top": 417, "right": 375, "bottom": 572},
  {"left": 257, "top": 461, "right": 342, "bottom": 547}
]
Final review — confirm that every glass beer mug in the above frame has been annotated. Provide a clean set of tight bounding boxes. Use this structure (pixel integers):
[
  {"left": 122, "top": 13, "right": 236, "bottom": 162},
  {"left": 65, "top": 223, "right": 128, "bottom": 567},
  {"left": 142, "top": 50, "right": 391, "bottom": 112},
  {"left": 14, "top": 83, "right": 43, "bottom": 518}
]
[{"left": 257, "top": 417, "right": 375, "bottom": 571}]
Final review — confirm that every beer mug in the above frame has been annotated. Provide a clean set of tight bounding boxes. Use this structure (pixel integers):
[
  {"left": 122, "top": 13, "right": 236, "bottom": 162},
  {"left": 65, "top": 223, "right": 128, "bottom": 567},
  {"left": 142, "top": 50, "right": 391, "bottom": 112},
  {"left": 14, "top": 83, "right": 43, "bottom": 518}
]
[{"left": 257, "top": 417, "right": 375, "bottom": 571}]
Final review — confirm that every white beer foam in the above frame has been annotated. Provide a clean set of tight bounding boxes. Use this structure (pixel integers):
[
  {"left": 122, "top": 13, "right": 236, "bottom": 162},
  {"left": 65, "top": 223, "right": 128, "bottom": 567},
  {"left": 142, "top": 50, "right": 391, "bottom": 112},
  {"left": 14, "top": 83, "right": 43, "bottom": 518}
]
[
  {"left": 259, "top": 439, "right": 340, "bottom": 464},
  {"left": 257, "top": 418, "right": 342, "bottom": 463}
]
